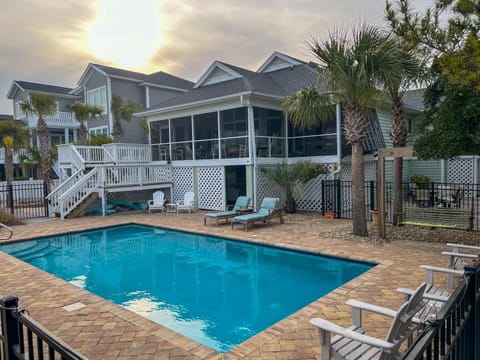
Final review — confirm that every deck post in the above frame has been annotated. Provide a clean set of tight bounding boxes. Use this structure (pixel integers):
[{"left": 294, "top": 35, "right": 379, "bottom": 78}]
[{"left": 101, "top": 188, "right": 107, "bottom": 217}]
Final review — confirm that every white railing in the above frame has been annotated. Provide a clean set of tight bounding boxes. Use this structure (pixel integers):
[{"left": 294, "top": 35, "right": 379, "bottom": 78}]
[
  {"left": 100, "top": 164, "right": 172, "bottom": 187},
  {"left": 46, "top": 168, "right": 85, "bottom": 212},
  {"left": 0, "top": 148, "right": 29, "bottom": 164},
  {"left": 103, "top": 143, "right": 151, "bottom": 163},
  {"left": 27, "top": 112, "right": 79, "bottom": 128},
  {"left": 75, "top": 146, "right": 107, "bottom": 164},
  {"left": 57, "top": 144, "right": 85, "bottom": 171},
  {"left": 58, "top": 168, "right": 99, "bottom": 219}
]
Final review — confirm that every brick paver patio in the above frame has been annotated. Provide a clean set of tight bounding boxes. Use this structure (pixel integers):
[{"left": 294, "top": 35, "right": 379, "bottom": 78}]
[{"left": 0, "top": 212, "right": 451, "bottom": 359}]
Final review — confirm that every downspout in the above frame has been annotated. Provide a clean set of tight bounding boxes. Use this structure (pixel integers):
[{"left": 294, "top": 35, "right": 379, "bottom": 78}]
[{"left": 334, "top": 102, "right": 342, "bottom": 179}]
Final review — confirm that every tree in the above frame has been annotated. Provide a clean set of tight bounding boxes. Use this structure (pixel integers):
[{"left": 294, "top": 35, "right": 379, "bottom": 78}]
[
  {"left": 0, "top": 120, "right": 30, "bottom": 186},
  {"left": 260, "top": 161, "right": 327, "bottom": 213},
  {"left": 110, "top": 94, "right": 141, "bottom": 143},
  {"left": 19, "top": 93, "right": 56, "bottom": 189},
  {"left": 386, "top": 0, "right": 480, "bottom": 159},
  {"left": 283, "top": 25, "right": 405, "bottom": 236},
  {"left": 69, "top": 103, "right": 103, "bottom": 145}
]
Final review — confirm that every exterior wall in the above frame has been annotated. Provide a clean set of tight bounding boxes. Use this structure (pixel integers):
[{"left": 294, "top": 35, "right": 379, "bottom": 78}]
[
  {"left": 404, "top": 159, "right": 442, "bottom": 182},
  {"left": 148, "top": 87, "right": 184, "bottom": 108},
  {"left": 12, "top": 88, "right": 29, "bottom": 119},
  {"left": 57, "top": 97, "right": 76, "bottom": 112},
  {"left": 376, "top": 108, "right": 392, "bottom": 148}
]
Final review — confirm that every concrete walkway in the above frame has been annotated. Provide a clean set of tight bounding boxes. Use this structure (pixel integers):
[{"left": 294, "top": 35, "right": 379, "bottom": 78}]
[{"left": 0, "top": 212, "right": 451, "bottom": 359}]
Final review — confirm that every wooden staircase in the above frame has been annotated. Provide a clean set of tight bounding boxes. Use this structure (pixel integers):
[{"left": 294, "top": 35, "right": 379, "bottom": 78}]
[{"left": 65, "top": 193, "right": 99, "bottom": 219}]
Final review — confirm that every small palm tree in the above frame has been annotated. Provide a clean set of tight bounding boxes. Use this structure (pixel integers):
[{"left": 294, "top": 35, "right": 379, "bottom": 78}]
[
  {"left": 283, "top": 25, "right": 408, "bottom": 236},
  {"left": 69, "top": 103, "right": 103, "bottom": 145},
  {"left": 110, "top": 94, "right": 141, "bottom": 143},
  {"left": 261, "top": 161, "right": 327, "bottom": 213},
  {"left": 20, "top": 93, "right": 56, "bottom": 189},
  {"left": 0, "top": 120, "right": 30, "bottom": 186}
]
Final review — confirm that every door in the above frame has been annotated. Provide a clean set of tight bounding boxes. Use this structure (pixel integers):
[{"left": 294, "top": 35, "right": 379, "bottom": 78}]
[{"left": 225, "top": 166, "right": 246, "bottom": 208}]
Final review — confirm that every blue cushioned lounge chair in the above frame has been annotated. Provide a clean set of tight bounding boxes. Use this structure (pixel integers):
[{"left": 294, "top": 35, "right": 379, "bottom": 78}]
[
  {"left": 204, "top": 196, "right": 251, "bottom": 225},
  {"left": 231, "top": 197, "right": 283, "bottom": 231}
]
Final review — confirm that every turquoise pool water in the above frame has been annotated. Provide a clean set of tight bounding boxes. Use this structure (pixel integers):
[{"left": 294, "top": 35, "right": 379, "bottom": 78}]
[{"left": 0, "top": 224, "right": 373, "bottom": 352}]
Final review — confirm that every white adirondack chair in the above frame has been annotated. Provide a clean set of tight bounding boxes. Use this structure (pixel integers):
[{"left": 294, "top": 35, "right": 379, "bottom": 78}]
[
  {"left": 310, "top": 282, "right": 427, "bottom": 360},
  {"left": 176, "top": 191, "right": 195, "bottom": 213},
  {"left": 148, "top": 191, "right": 166, "bottom": 213}
]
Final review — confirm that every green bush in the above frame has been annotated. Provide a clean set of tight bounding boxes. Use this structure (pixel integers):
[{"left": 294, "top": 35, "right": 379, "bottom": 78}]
[
  {"left": 410, "top": 174, "right": 430, "bottom": 189},
  {"left": 88, "top": 135, "right": 113, "bottom": 146}
]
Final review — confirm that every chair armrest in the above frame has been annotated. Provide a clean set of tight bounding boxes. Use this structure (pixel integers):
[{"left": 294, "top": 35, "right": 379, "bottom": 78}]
[
  {"left": 310, "top": 318, "right": 395, "bottom": 350},
  {"left": 420, "top": 265, "right": 464, "bottom": 276},
  {"left": 397, "top": 288, "right": 449, "bottom": 302},
  {"left": 447, "top": 243, "right": 480, "bottom": 252},
  {"left": 442, "top": 251, "right": 478, "bottom": 259},
  {"left": 346, "top": 299, "right": 397, "bottom": 318},
  {"left": 147, "top": 200, "right": 153, "bottom": 205}
]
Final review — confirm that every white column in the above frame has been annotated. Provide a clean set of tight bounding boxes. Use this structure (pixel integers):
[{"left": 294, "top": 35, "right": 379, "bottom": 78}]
[
  {"left": 145, "top": 86, "right": 150, "bottom": 108},
  {"left": 64, "top": 128, "right": 69, "bottom": 144},
  {"left": 73, "top": 129, "right": 78, "bottom": 142},
  {"left": 336, "top": 103, "right": 342, "bottom": 160},
  {"left": 107, "top": 76, "right": 113, "bottom": 136}
]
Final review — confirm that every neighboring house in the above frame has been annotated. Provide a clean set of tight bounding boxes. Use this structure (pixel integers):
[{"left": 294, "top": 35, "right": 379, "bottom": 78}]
[
  {"left": 76, "top": 64, "right": 194, "bottom": 142},
  {"left": 0, "top": 114, "right": 13, "bottom": 121}
]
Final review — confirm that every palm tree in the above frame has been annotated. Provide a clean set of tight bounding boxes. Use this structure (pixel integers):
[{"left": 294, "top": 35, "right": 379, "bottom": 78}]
[
  {"left": 110, "top": 94, "right": 140, "bottom": 143},
  {"left": 283, "top": 25, "right": 407, "bottom": 236},
  {"left": 69, "top": 103, "right": 103, "bottom": 145},
  {"left": 261, "top": 161, "right": 327, "bottom": 213},
  {"left": 19, "top": 93, "right": 56, "bottom": 189},
  {"left": 0, "top": 120, "right": 30, "bottom": 186}
]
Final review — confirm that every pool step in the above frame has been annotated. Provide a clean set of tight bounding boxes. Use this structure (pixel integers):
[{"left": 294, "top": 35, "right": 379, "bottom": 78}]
[
  {"left": 21, "top": 244, "right": 62, "bottom": 261},
  {"left": 11, "top": 241, "right": 50, "bottom": 257}
]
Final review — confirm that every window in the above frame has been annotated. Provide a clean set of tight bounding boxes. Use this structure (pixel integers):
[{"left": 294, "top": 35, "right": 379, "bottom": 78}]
[
  {"left": 89, "top": 126, "right": 108, "bottom": 137},
  {"left": 86, "top": 86, "right": 107, "bottom": 113},
  {"left": 14, "top": 101, "right": 25, "bottom": 119}
]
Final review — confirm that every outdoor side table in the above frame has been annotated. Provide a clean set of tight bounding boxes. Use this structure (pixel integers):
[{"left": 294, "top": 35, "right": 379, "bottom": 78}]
[{"left": 165, "top": 203, "right": 177, "bottom": 214}]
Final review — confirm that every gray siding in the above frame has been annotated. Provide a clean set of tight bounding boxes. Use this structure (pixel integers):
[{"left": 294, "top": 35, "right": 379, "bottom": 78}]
[
  {"left": 148, "top": 87, "right": 183, "bottom": 108},
  {"left": 85, "top": 71, "right": 109, "bottom": 131},
  {"left": 404, "top": 159, "right": 442, "bottom": 182},
  {"left": 57, "top": 97, "right": 75, "bottom": 112},
  {"left": 376, "top": 108, "right": 392, "bottom": 148}
]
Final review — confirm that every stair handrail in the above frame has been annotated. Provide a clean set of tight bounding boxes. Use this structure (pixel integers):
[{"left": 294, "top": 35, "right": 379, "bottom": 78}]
[
  {"left": 58, "top": 168, "right": 99, "bottom": 219},
  {"left": 0, "top": 222, "right": 13, "bottom": 240},
  {"left": 69, "top": 145, "right": 86, "bottom": 172},
  {"left": 46, "top": 167, "right": 85, "bottom": 209}
]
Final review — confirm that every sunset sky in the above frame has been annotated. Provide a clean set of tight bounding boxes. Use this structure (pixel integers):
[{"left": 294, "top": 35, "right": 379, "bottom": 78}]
[{"left": 0, "top": 0, "right": 431, "bottom": 114}]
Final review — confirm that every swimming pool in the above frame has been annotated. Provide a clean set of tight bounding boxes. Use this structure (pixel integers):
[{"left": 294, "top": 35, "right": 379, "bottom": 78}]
[{"left": 0, "top": 224, "right": 373, "bottom": 352}]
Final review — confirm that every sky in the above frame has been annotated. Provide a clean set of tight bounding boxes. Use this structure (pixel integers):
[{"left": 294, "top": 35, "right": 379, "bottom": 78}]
[{"left": 0, "top": 0, "right": 432, "bottom": 115}]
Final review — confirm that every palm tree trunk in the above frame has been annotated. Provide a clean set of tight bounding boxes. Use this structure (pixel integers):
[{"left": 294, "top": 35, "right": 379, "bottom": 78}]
[
  {"left": 351, "top": 141, "right": 368, "bottom": 236},
  {"left": 112, "top": 122, "right": 124, "bottom": 143},
  {"left": 78, "top": 123, "right": 88, "bottom": 145},
  {"left": 390, "top": 100, "right": 407, "bottom": 226},
  {"left": 5, "top": 148, "right": 13, "bottom": 186},
  {"left": 37, "top": 117, "right": 51, "bottom": 191}
]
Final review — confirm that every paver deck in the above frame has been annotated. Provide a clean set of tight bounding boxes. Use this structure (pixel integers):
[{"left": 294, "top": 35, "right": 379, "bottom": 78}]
[{"left": 0, "top": 212, "right": 453, "bottom": 359}]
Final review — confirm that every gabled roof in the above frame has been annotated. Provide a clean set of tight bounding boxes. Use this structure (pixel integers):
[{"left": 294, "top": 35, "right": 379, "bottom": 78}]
[
  {"left": 257, "top": 51, "right": 305, "bottom": 73},
  {"left": 77, "top": 63, "right": 194, "bottom": 92},
  {"left": 138, "top": 56, "right": 321, "bottom": 115},
  {"left": 7, "top": 80, "right": 75, "bottom": 99}
]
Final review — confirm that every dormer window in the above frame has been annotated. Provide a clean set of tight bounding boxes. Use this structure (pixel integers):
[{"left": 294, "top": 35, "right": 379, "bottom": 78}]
[{"left": 14, "top": 101, "right": 25, "bottom": 119}]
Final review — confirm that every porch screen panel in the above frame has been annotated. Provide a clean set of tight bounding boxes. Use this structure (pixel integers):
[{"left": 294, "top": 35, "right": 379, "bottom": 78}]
[
  {"left": 197, "top": 167, "right": 224, "bottom": 210},
  {"left": 172, "top": 167, "right": 194, "bottom": 203}
]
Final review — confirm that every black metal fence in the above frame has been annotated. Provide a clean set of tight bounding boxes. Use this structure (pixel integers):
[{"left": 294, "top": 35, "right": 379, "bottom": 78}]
[
  {"left": 0, "top": 296, "right": 85, "bottom": 360},
  {"left": 0, "top": 182, "right": 49, "bottom": 220},
  {"left": 321, "top": 180, "right": 480, "bottom": 231},
  {"left": 404, "top": 260, "right": 480, "bottom": 359}
]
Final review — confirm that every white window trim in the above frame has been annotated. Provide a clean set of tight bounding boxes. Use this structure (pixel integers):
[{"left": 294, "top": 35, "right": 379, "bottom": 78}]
[
  {"left": 88, "top": 125, "right": 109, "bottom": 137},
  {"left": 86, "top": 85, "right": 108, "bottom": 114},
  {"left": 14, "top": 101, "right": 25, "bottom": 119}
]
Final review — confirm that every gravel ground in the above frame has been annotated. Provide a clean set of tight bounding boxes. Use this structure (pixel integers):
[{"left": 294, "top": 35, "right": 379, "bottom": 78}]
[{"left": 286, "top": 212, "right": 480, "bottom": 246}]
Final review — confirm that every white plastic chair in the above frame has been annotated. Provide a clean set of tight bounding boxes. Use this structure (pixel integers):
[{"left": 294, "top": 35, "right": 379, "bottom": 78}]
[
  {"left": 176, "top": 191, "right": 195, "bottom": 213},
  {"left": 148, "top": 191, "right": 166, "bottom": 213}
]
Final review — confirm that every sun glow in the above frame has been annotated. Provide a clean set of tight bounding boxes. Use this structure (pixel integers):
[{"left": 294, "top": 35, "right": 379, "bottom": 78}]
[{"left": 88, "top": 0, "right": 163, "bottom": 70}]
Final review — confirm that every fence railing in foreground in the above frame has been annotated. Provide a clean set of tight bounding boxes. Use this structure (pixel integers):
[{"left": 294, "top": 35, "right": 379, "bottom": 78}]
[
  {"left": 0, "top": 296, "right": 85, "bottom": 360},
  {"left": 404, "top": 260, "right": 480, "bottom": 359}
]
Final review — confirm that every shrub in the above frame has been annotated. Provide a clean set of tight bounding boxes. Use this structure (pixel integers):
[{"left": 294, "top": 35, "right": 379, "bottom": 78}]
[
  {"left": 411, "top": 174, "right": 430, "bottom": 189},
  {"left": 0, "top": 209, "right": 24, "bottom": 225},
  {"left": 88, "top": 135, "right": 113, "bottom": 146}
]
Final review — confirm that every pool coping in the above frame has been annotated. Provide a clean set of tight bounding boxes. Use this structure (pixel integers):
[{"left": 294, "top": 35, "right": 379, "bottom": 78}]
[{"left": 0, "top": 213, "right": 446, "bottom": 359}]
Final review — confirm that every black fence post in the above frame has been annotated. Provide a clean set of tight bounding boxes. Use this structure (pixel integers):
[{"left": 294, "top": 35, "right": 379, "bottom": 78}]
[
  {"left": 335, "top": 180, "right": 342, "bottom": 218},
  {"left": 0, "top": 296, "right": 20, "bottom": 360},
  {"left": 7, "top": 184, "right": 14, "bottom": 215},
  {"left": 321, "top": 180, "right": 325, "bottom": 216},
  {"left": 43, "top": 181, "right": 50, "bottom": 217},
  {"left": 370, "top": 180, "right": 375, "bottom": 211},
  {"left": 430, "top": 181, "right": 435, "bottom": 207}
]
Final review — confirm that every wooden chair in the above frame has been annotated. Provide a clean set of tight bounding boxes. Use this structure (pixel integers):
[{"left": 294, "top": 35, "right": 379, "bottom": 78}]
[
  {"left": 147, "top": 191, "right": 166, "bottom": 214},
  {"left": 310, "top": 282, "right": 427, "bottom": 359},
  {"left": 176, "top": 191, "right": 195, "bottom": 213}
]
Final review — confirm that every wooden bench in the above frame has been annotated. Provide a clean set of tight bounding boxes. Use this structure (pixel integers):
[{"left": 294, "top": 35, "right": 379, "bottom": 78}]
[{"left": 401, "top": 206, "right": 473, "bottom": 230}]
